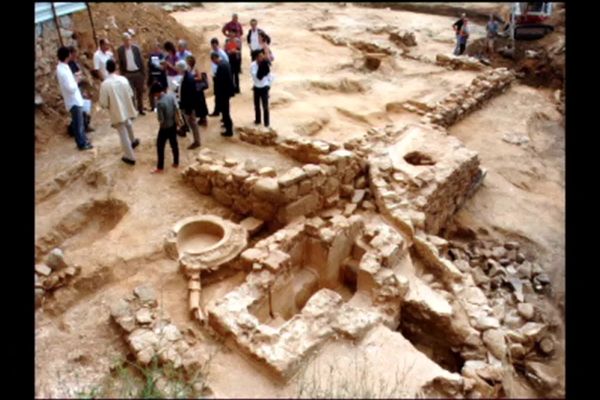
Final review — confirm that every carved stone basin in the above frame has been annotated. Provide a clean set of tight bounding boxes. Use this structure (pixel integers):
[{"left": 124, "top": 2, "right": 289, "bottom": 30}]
[{"left": 165, "top": 215, "right": 247, "bottom": 277}]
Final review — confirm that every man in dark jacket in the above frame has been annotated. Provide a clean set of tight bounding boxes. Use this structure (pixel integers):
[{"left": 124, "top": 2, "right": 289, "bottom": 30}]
[
  {"left": 247, "top": 19, "right": 270, "bottom": 61},
  {"left": 117, "top": 33, "right": 146, "bottom": 115},
  {"left": 211, "top": 52, "right": 235, "bottom": 137},
  {"left": 147, "top": 41, "right": 167, "bottom": 112}
]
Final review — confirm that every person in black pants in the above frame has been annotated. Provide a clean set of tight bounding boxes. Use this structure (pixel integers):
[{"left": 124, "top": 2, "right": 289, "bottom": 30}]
[
  {"left": 250, "top": 49, "right": 272, "bottom": 127},
  {"left": 211, "top": 52, "right": 235, "bottom": 137},
  {"left": 150, "top": 82, "right": 179, "bottom": 173}
]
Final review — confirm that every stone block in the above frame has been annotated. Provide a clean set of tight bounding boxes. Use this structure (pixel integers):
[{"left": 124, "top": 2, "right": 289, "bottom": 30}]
[
  {"left": 240, "top": 216, "right": 264, "bottom": 235},
  {"left": 279, "top": 193, "right": 320, "bottom": 223},
  {"left": 278, "top": 167, "right": 307, "bottom": 187},
  {"left": 253, "top": 178, "right": 283, "bottom": 203},
  {"left": 35, "top": 263, "right": 52, "bottom": 276}
]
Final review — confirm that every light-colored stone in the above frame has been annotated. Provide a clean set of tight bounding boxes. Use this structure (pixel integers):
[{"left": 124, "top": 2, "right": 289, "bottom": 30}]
[
  {"left": 482, "top": 329, "right": 506, "bottom": 360},
  {"left": 279, "top": 193, "right": 319, "bottom": 222},
  {"left": 35, "top": 263, "right": 52, "bottom": 276},
  {"left": 240, "top": 216, "right": 264, "bottom": 235},
  {"left": 258, "top": 167, "right": 276, "bottom": 177},
  {"left": 46, "top": 248, "right": 69, "bottom": 270},
  {"left": 253, "top": 177, "right": 282, "bottom": 202},
  {"left": 134, "top": 285, "right": 157, "bottom": 306},
  {"left": 278, "top": 167, "right": 307, "bottom": 187},
  {"left": 474, "top": 316, "right": 500, "bottom": 331},
  {"left": 128, "top": 328, "right": 159, "bottom": 353},
  {"left": 136, "top": 308, "right": 154, "bottom": 324},
  {"left": 517, "top": 303, "right": 535, "bottom": 320}
]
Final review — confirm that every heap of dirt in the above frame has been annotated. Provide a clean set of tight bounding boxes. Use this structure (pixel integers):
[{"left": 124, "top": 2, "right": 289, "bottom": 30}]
[{"left": 34, "top": 3, "right": 206, "bottom": 150}]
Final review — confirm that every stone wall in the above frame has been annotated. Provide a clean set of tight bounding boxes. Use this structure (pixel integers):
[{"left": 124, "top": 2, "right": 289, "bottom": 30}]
[
  {"left": 207, "top": 214, "right": 408, "bottom": 381},
  {"left": 368, "top": 124, "right": 482, "bottom": 237},
  {"left": 422, "top": 68, "right": 515, "bottom": 127},
  {"left": 182, "top": 138, "right": 366, "bottom": 224}
]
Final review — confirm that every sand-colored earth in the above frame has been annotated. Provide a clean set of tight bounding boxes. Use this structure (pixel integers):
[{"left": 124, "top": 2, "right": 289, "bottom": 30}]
[{"left": 35, "top": 3, "right": 564, "bottom": 398}]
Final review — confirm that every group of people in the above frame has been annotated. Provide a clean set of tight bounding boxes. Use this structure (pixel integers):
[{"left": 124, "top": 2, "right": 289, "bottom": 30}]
[
  {"left": 56, "top": 13, "right": 275, "bottom": 174},
  {"left": 452, "top": 13, "right": 500, "bottom": 56}
]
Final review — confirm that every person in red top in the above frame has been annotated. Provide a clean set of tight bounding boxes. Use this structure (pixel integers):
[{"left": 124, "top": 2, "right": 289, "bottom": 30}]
[
  {"left": 225, "top": 37, "right": 242, "bottom": 94},
  {"left": 222, "top": 13, "right": 243, "bottom": 72}
]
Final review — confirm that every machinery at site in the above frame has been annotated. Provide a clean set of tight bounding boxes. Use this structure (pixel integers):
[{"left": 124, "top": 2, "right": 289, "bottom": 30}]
[{"left": 507, "top": 2, "right": 554, "bottom": 40}]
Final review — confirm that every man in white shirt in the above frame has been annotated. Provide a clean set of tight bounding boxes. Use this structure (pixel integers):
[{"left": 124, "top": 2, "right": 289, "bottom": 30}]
[
  {"left": 250, "top": 49, "right": 273, "bottom": 127},
  {"left": 56, "top": 46, "right": 93, "bottom": 150},
  {"left": 208, "top": 38, "right": 230, "bottom": 117},
  {"left": 93, "top": 38, "right": 114, "bottom": 80},
  {"left": 99, "top": 59, "right": 140, "bottom": 165},
  {"left": 247, "top": 19, "right": 269, "bottom": 61}
]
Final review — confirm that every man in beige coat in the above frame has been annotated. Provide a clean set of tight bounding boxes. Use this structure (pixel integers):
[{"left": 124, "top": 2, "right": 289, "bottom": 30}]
[{"left": 99, "top": 59, "right": 140, "bottom": 165}]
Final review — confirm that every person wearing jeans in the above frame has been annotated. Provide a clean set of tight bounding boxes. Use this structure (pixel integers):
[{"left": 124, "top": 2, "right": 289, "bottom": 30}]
[
  {"left": 56, "top": 46, "right": 92, "bottom": 150},
  {"left": 150, "top": 82, "right": 179, "bottom": 173},
  {"left": 251, "top": 49, "right": 272, "bottom": 127},
  {"left": 99, "top": 59, "right": 140, "bottom": 165}
]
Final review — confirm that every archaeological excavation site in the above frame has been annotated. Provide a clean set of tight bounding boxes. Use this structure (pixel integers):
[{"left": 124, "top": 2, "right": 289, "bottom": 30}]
[{"left": 35, "top": 2, "right": 566, "bottom": 398}]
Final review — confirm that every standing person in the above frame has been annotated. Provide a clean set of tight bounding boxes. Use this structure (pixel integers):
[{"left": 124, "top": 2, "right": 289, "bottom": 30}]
[
  {"left": 222, "top": 13, "right": 243, "bottom": 71},
  {"left": 251, "top": 49, "right": 272, "bottom": 128},
  {"left": 225, "top": 35, "right": 242, "bottom": 94},
  {"left": 185, "top": 55, "right": 210, "bottom": 126},
  {"left": 147, "top": 41, "right": 168, "bottom": 112},
  {"left": 93, "top": 38, "right": 114, "bottom": 80},
  {"left": 457, "top": 17, "right": 470, "bottom": 56},
  {"left": 99, "top": 59, "right": 140, "bottom": 165},
  {"left": 258, "top": 32, "right": 274, "bottom": 62},
  {"left": 208, "top": 38, "right": 229, "bottom": 117},
  {"left": 176, "top": 60, "right": 202, "bottom": 149},
  {"left": 486, "top": 14, "right": 499, "bottom": 54},
  {"left": 452, "top": 13, "right": 467, "bottom": 55},
  {"left": 68, "top": 46, "right": 94, "bottom": 133},
  {"left": 247, "top": 19, "right": 269, "bottom": 61},
  {"left": 211, "top": 52, "right": 235, "bottom": 137},
  {"left": 176, "top": 39, "right": 192, "bottom": 62},
  {"left": 149, "top": 82, "right": 179, "bottom": 174},
  {"left": 56, "top": 46, "right": 93, "bottom": 150},
  {"left": 117, "top": 33, "right": 146, "bottom": 115},
  {"left": 163, "top": 41, "right": 180, "bottom": 93}
]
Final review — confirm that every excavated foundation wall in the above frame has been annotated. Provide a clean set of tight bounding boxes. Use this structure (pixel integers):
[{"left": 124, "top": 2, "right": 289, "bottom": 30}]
[
  {"left": 183, "top": 134, "right": 366, "bottom": 224},
  {"left": 422, "top": 68, "right": 515, "bottom": 128}
]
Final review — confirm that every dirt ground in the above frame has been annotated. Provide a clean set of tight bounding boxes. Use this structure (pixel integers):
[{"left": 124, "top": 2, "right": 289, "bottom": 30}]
[{"left": 35, "top": 2, "right": 565, "bottom": 398}]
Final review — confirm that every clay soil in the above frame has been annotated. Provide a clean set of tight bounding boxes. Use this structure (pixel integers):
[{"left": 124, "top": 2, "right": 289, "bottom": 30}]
[{"left": 35, "top": 2, "right": 565, "bottom": 398}]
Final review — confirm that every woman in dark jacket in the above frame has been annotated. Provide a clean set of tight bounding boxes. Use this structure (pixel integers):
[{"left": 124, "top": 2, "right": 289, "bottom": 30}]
[{"left": 185, "top": 55, "right": 209, "bottom": 126}]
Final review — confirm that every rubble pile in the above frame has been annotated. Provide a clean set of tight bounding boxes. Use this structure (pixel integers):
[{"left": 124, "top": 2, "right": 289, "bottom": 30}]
[
  {"left": 422, "top": 68, "right": 515, "bottom": 127},
  {"left": 35, "top": 248, "right": 81, "bottom": 308},
  {"left": 110, "top": 285, "right": 210, "bottom": 393}
]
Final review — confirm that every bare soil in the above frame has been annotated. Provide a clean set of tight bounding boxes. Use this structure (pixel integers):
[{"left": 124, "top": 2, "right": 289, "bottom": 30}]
[{"left": 35, "top": 2, "right": 565, "bottom": 398}]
